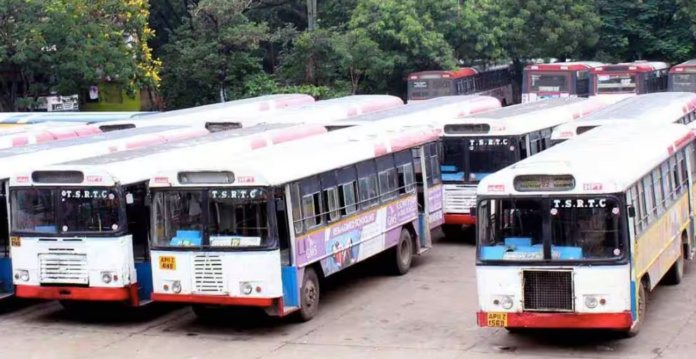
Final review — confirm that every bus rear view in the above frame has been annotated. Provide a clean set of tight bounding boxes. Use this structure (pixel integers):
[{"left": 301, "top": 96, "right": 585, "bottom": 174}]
[
  {"left": 522, "top": 62, "right": 603, "bottom": 103},
  {"left": 669, "top": 59, "right": 696, "bottom": 93},
  {"left": 591, "top": 61, "right": 671, "bottom": 104}
]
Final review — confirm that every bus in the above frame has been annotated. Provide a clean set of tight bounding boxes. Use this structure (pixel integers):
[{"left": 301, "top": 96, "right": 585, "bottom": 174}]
[
  {"left": 475, "top": 123, "right": 695, "bottom": 336},
  {"left": 669, "top": 60, "right": 696, "bottom": 92},
  {"left": 551, "top": 92, "right": 696, "bottom": 145},
  {"left": 591, "top": 61, "right": 671, "bottom": 104},
  {"left": 147, "top": 123, "right": 443, "bottom": 321},
  {"left": 407, "top": 66, "right": 513, "bottom": 105},
  {"left": 0, "top": 112, "right": 154, "bottom": 127},
  {"left": 5, "top": 97, "right": 405, "bottom": 307},
  {"left": 0, "top": 125, "right": 215, "bottom": 300},
  {"left": 437, "top": 98, "right": 607, "bottom": 236},
  {"left": 522, "top": 62, "right": 604, "bottom": 103}
]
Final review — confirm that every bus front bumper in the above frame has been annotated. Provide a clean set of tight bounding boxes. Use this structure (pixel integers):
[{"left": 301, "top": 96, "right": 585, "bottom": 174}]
[
  {"left": 16, "top": 284, "right": 135, "bottom": 302},
  {"left": 476, "top": 311, "right": 633, "bottom": 329},
  {"left": 152, "top": 293, "right": 275, "bottom": 307},
  {"left": 444, "top": 214, "right": 477, "bottom": 226}
]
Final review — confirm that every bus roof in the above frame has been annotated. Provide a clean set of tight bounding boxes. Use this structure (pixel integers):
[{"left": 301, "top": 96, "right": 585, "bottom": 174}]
[
  {"left": 670, "top": 59, "right": 696, "bottom": 73},
  {"left": 592, "top": 61, "right": 671, "bottom": 73},
  {"left": 439, "top": 98, "right": 606, "bottom": 136},
  {"left": 96, "top": 94, "right": 315, "bottom": 130},
  {"left": 479, "top": 123, "right": 692, "bottom": 196},
  {"left": 0, "top": 123, "right": 103, "bottom": 149},
  {"left": 524, "top": 61, "right": 604, "bottom": 71},
  {"left": 551, "top": 92, "right": 696, "bottom": 141},
  {"left": 0, "top": 125, "right": 213, "bottom": 182},
  {"left": 150, "top": 124, "right": 441, "bottom": 188},
  {"left": 326, "top": 96, "right": 501, "bottom": 128}
]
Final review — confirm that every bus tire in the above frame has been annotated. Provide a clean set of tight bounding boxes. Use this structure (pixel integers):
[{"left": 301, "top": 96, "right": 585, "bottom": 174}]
[
  {"left": 297, "top": 267, "right": 320, "bottom": 322},
  {"left": 624, "top": 281, "right": 648, "bottom": 338},
  {"left": 391, "top": 229, "right": 413, "bottom": 275},
  {"left": 664, "top": 250, "right": 684, "bottom": 286}
]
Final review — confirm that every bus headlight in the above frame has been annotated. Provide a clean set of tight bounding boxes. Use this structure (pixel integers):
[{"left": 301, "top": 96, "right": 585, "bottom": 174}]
[
  {"left": 101, "top": 272, "right": 113, "bottom": 284},
  {"left": 501, "top": 296, "right": 514, "bottom": 310},
  {"left": 584, "top": 295, "right": 599, "bottom": 309},
  {"left": 15, "top": 270, "right": 29, "bottom": 282},
  {"left": 172, "top": 281, "right": 182, "bottom": 294},
  {"left": 241, "top": 282, "right": 253, "bottom": 295}
]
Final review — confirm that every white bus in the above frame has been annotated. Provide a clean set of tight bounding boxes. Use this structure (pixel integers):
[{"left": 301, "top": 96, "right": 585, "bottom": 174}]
[
  {"left": 551, "top": 92, "right": 696, "bottom": 144},
  {"left": 437, "top": 98, "right": 607, "bottom": 236},
  {"left": 5, "top": 96, "right": 404, "bottom": 307},
  {"left": 147, "top": 123, "right": 444, "bottom": 321},
  {"left": 475, "top": 123, "right": 695, "bottom": 336},
  {"left": 590, "top": 61, "right": 671, "bottom": 104}
]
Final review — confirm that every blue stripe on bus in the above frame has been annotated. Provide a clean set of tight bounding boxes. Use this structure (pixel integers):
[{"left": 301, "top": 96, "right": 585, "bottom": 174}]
[
  {"left": 630, "top": 280, "right": 636, "bottom": 321},
  {"left": 281, "top": 266, "right": 299, "bottom": 307},
  {"left": 135, "top": 262, "right": 153, "bottom": 302},
  {"left": 0, "top": 257, "right": 12, "bottom": 294}
]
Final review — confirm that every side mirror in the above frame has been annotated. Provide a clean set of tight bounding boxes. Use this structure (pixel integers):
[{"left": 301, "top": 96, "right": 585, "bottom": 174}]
[
  {"left": 469, "top": 207, "right": 477, "bottom": 216},
  {"left": 627, "top": 206, "right": 636, "bottom": 218}
]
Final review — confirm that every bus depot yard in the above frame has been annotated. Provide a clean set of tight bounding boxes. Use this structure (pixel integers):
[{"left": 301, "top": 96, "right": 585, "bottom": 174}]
[
  {"left": 3, "top": 71, "right": 696, "bottom": 358},
  {"left": 1, "top": 232, "right": 696, "bottom": 359}
]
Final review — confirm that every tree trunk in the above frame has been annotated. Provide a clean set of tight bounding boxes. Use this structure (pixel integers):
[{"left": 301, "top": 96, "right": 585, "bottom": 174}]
[{"left": 307, "top": 0, "right": 317, "bottom": 31}]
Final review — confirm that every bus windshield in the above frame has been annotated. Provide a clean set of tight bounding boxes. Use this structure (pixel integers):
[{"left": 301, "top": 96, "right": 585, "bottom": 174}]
[
  {"left": 408, "top": 78, "right": 452, "bottom": 100},
  {"left": 596, "top": 74, "right": 637, "bottom": 93},
  {"left": 671, "top": 74, "right": 696, "bottom": 92},
  {"left": 528, "top": 73, "right": 569, "bottom": 92},
  {"left": 153, "top": 188, "right": 272, "bottom": 249},
  {"left": 441, "top": 137, "right": 518, "bottom": 182},
  {"left": 11, "top": 188, "right": 121, "bottom": 234},
  {"left": 477, "top": 196, "right": 624, "bottom": 262}
]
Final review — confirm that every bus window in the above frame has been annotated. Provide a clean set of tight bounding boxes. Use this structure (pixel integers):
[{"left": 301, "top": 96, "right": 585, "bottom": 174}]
[
  {"left": 530, "top": 73, "right": 569, "bottom": 93},
  {"left": 597, "top": 74, "right": 637, "bottom": 93}
]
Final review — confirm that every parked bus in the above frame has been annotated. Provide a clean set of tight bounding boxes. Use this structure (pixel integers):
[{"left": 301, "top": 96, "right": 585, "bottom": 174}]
[
  {"left": 475, "top": 123, "right": 694, "bottom": 336},
  {"left": 669, "top": 60, "right": 696, "bottom": 93},
  {"left": 552, "top": 92, "right": 696, "bottom": 145},
  {"left": 591, "top": 61, "right": 671, "bottom": 104},
  {"left": 407, "top": 66, "right": 513, "bottom": 105},
  {"left": 147, "top": 123, "right": 443, "bottom": 321},
  {"left": 0, "top": 125, "right": 214, "bottom": 300},
  {"left": 6, "top": 97, "right": 404, "bottom": 307},
  {"left": 437, "top": 98, "right": 607, "bottom": 236},
  {"left": 522, "top": 62, "right": 603, "bottom": 103},
  {"left": 0, "top": 112, "right": 154, "bottom": 127}
]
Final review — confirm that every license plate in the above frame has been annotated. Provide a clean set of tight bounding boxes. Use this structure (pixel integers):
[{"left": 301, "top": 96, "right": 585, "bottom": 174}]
[
  {"left": 486, "top": 312, "right": 507, "bottom": 327},
  {"left": 10, "top": 236, "right": 20, "bottom": 247},
  {"left": 159, "top": 256, "right": 176, "bottom": 270}
]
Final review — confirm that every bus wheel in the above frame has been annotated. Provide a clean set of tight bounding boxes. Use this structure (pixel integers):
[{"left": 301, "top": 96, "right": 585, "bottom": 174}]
[
  {"left": 391, "top": 229, "right": 413, "bottom": 275},
  {"left": 297, "top": 267, "right": 320, "bottom": 322},
  {"left": 664, "top": 250, "right": 684, "bottom": 285},
  {"left": 624, "top": 281, "right": 648, "bottom": 338}
]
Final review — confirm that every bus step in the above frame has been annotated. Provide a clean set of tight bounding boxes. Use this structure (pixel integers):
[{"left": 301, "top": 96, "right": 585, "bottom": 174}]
[
  {"left": 416, "top": 248, "right": 430, "bottom": 256},
  {"left": 0, "top": 292, "right": 13, "bottom": 300},
  {"left": 138, "top": 299, "right": 153, "bottom": 307}
]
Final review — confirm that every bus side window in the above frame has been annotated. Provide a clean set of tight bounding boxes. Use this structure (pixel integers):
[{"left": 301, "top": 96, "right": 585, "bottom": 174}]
[
  {"left": 519, "top": 137, "right": 528, "bottom": 160},
  {"left": 529, "top": 132, "right": 541, "bottom": 155},
  {"left": 377, "top": 154, "right": 398, "bottom": 202},
  {"left": 678, "top": 151, "right": 688, "bottom": 194},
  {"left": 320, "top": 171, "right": 340, "bottom": 222},
  {"left": 357, "top": 160, "right": 379, "bottom": 209},
  {"left": 637, "top": 181, "right": 647, "bottom": 232},
  {"left": 429, "top": 142, "right": 441, "bottom": 185},
  {"left": 395, "top": 150, "right": 416, "bottom": 194},
  {"left": 337, "top": 165, "right": 358, "bottom": 217},
  {"left": 300, "top": 177, "right": 323, "bottom": 229},
  {"left": 289, "top": 183, "right": 303, "bottom": 235}
]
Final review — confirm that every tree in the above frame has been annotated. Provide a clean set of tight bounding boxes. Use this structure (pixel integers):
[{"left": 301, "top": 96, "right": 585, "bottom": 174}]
[
  {"left": 0, "top": 0, "right": 160, "bottom": 111},
  {"left": 348, "top": 0, "right": 459, "bottom": 96},
  {"left": 159, "top": 0, "right": 270, "bottom": 108},
  {"left": 334, "top": 30, "right": 391, "bottom": 94},
  {"left": 606, "top": 0, "right": 696, "bottom": 63}
]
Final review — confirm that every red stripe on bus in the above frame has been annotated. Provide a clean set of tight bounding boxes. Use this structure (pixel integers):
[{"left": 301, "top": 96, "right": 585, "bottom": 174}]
[
  {"left": 250, "top": 136, "right": 267, "bottom": 150},
  {"left": 11, "top": 136, "right": 29, "bottom": 147},
  {"left": 151, "top": 293, "right": 274, "bottom": 307},
  {"left": 268, "top": 125, "right": 327, "bottom": 145},
  {"left": 16, "top": 284, "right": 132, "bottom": 302},
  {"left": 161, "top": 129, "right": 209, "bottom": 142},
  {"left": 671, "top": 131, "right": 696, "bottom": 154},
  {"left": 258, "top": 102, "right": 271, "bottom": 111},
  {"left": 274, "top": 95, "right": 315, "bottom": 109},
  {"left": 476, "top": 311, "right": 633, "bottom": 329},
  {"left": 33, "top": 131, "right": 54, "bottom": 143}
]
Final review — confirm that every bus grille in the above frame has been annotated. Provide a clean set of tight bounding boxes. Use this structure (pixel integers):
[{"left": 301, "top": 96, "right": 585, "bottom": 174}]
[
  {"left": 522, "top": 269, "right": 574, "bottom": 312},
  {"left": 443, "top": 184, "right": 477, "bottom": 214},
  {"left": 38, "top": 253, "right": 88, "bottom": 284},
  {"left": 193, "top": 254, "right": 225, "bottom": 294}
]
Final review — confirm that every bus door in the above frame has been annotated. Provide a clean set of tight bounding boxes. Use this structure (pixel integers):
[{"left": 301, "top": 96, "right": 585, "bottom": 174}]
[
  {"left": 574, "top": 70, "right": 591, "bottom": 97},
  {"left": 413, "top": 142, "right": 440, "bottom": 251},
  {"left": 0, "top": 180, "right": 10, "bottom": 299},
  {"left": 125, "top": 183, "right": 153, "bottom": 304},
  {"left": 685, "top": 144, "right": 696, "bottom": 258}
]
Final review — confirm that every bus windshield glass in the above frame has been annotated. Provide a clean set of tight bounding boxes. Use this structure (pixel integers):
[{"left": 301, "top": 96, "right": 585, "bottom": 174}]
[
  {"left": 596, "top": 74, "right": 637, "bottom": 93},
  {"left": 153, "top": 188, "right": 272, "bottom": 249},
  {"left": 671, "top": 74, "right": 696, "bottom": 92},
  {"left": 11, "top": 188, "right": 121, "bottom": 234},
  {"left": 408, "top": 77, "right": 452, "bottom": 100},
  {"left": 477, "top": 196, "right": 624, "bottom": 262},
  {"left": 528, "top": 73, "right": 569, "bottom": 92},
  {"left": 441, "top": 137, "right": 517, "bottom": 182}
]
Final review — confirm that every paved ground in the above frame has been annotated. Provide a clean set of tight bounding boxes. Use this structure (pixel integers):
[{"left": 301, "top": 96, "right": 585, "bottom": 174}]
[{"left": 2, "top": 232, "right": 696, "bottom": 359}]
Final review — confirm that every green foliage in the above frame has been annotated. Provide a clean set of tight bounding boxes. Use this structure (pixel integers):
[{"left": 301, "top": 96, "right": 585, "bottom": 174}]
[
  {"left": 0, "top": 0, "right": 159, "bottom": 111},
  {"left": 595, "top": 0, "right": 695, "bottom": 63}
]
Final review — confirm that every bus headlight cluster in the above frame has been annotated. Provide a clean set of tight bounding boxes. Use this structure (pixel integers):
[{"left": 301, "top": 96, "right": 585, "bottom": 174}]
[
  {"left": 172, "top": 281, "right": 182, "bottom": 294},
  {"left": 493, "top": 295, "right": 514, "bottom": 310},
  {"left": 241, "top": 282, "right": 253, "bottom": 295},
  {"left": 584, "top": 295, "right": 606, "bottom": 309},
  {"left": 14, "top": 270, "right": 29, "bottom": 282}
]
